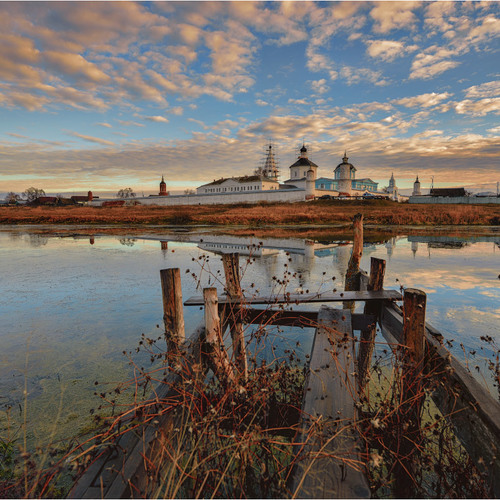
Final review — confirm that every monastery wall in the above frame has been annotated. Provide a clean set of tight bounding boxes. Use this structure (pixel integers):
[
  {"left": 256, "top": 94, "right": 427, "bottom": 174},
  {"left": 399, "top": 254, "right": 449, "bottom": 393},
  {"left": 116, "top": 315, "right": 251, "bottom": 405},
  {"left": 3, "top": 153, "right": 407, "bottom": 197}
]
[
  {"left": 90, "top": 188, "right": 307, "bottom": 207},
  {"left": 409, "top": 195, "right": 500, "bottom": 205}
]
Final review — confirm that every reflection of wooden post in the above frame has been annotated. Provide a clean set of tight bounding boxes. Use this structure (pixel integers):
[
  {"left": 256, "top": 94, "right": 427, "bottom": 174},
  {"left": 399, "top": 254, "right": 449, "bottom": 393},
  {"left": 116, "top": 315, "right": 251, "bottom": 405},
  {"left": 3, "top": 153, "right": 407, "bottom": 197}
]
[
  {"left": 222, "top": 253, "right": 248, "bottom": 382},
  {"left": 357, "top": 258, "right": 386, "bottom": 391},
  {"left": 395, "top": 288, "right": 426, "bottom": 499},
  {"left": 344, "top": 213, "right": 363, "bottom": 311},
  {"left": 160, "top": 268, "right": 185, "bottom": 355},
  {"left": 203, "top": 288, "right": 236, "bottom": 387}
]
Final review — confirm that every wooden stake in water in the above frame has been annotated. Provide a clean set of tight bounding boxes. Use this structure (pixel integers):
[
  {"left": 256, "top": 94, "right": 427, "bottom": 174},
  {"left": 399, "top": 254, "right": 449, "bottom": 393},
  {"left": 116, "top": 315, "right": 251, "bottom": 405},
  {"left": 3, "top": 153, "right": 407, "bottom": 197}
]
[
  {"left": 395, "top": 287, "right": 427, "bottom": 498},
  {"left": 203, "top": 287, "right": 236, "bottom": 387},
  {"left": 160, "top": 268, "right": 185, "bottom": 355},
  {"left": 357, "top": 257, "right": 386, "bottom": 391},
  {"left": 222, "top": 253, "right": 248, "bottom": 382}
]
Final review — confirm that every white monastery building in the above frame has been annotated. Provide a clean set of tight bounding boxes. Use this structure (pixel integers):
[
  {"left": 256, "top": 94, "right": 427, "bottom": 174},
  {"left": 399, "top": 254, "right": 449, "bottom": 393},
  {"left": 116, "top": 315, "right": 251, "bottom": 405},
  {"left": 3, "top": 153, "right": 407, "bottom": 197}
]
[{"left": 90, "top": 143, "right": 402, "bottom": 207}]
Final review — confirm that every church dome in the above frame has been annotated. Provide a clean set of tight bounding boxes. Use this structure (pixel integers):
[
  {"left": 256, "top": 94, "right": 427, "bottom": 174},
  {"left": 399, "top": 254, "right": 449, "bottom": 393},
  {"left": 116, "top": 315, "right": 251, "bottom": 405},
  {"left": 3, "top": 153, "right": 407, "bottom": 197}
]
[{"left": 336, "top": 152, "right": 356, "bottom": 171}]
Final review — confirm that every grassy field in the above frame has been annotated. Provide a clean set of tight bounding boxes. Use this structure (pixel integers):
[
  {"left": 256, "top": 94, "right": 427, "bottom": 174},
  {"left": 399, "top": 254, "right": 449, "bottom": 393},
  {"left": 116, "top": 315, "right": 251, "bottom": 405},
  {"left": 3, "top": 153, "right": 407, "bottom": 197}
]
[{"left": 1, "top": 199, "right": 499, "bottom": 228}]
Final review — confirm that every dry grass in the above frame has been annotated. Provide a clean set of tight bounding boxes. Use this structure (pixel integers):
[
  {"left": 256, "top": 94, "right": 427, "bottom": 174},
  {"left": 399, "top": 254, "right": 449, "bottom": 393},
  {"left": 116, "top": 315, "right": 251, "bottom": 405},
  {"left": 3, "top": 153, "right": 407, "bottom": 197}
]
[{"left": 1, "top": 200, "right": 499, "bottom": 227}]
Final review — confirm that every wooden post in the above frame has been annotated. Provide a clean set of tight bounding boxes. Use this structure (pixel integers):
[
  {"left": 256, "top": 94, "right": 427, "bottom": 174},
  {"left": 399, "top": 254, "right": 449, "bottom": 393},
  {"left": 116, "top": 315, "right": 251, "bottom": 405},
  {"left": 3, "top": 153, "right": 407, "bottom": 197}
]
[
  {"left": 160, "top": 268, "right": 185, "bottom": 356},
  {"left": 345, "top": 213, "right": 363, "bottom": 291},
  {"left": 222, "top": 253, "right": 248, "bottom": 382},
  {"left": 203, "top": 287, "right": 237, "bottom": 387},
  {"left": 395, "top": 288, "right": 426, "bottom": 498},
  {"left": 357, "top": 258, "right": 386, "bottom": 391},
  {"left": 344, "top": 213, "right": 363, "bottom": 312}
]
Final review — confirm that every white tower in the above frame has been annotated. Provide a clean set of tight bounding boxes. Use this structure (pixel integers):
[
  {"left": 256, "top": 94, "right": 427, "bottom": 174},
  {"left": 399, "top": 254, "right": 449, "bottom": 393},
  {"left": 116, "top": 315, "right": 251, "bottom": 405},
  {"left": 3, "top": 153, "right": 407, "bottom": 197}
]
[
  {"left": 388, "top": 173, "right": 398, "bottom": 201},
  {"left": 305, "top": 167, "right": 316, "bottom": 199},
  {"left": 336, "top": 152, "right": 354, "bottom": 195},
  {"left": 412, "top": 176, "right": 421, "bottom": 196}
]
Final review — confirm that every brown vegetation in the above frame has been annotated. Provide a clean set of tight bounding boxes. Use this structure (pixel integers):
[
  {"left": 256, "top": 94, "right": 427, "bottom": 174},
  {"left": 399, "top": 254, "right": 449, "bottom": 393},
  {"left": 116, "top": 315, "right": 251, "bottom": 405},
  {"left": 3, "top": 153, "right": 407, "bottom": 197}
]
[{"left": 0, "top": 199, "right": 499, "bottom": 228}]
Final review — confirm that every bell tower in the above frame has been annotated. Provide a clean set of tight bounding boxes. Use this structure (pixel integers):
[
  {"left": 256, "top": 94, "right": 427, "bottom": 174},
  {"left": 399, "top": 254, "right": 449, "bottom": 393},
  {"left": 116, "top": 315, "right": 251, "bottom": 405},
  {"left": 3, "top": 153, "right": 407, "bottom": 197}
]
[{"left": 159, "top": 175, "right": 168, "bottom": 196}]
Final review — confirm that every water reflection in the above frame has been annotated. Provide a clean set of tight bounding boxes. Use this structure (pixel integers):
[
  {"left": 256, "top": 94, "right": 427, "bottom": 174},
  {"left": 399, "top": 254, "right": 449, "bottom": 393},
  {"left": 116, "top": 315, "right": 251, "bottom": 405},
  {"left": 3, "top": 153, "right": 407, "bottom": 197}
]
[{"left": 0, "top": 228, "right": 498, "bottom": 446}]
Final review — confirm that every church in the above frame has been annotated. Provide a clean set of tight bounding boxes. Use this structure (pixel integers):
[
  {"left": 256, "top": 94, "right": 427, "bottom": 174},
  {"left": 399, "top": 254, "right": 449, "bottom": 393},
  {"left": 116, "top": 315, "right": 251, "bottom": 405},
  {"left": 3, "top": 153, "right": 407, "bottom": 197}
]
[
  {"left": 197, "top": 143, "right": 379, "bottom": 198},
  {"left": 283, "top": 146, "right": 378, "bottom": 196}
]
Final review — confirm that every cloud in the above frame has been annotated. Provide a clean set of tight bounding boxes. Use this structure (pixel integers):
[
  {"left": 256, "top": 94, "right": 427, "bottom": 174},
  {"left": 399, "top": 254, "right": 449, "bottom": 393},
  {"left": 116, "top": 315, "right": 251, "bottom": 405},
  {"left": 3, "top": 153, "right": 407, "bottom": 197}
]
[
  {"left": 145, "top": 115, "right": 169, "bottom": 123},
  {"left": 393, "top": 92, "right": 453, "bottom": 108},
  {"left": 366, "top": 40, "right": 418, "bottom": 62},
  {"left": 454, "top": 98, "right": 500, "bottom": 116},
  {"left": 43, "top": 51, "right": 110, "bottom": 84},
  {"left": 97, "top": 122, "right": 112, "bottom": 128},
  {"left": 255, "top": 99, "right": 269, "bottom": 106},
  {"left": 310, "top": 79, "right": 329, "bottom": 94},
  {"left": 117, "top": 120, "right": 145, "bottom": 128},
  {"left": 68, "top": 132, "right": 115, "bottom": 146},
  {"left": 340, "top": 66, "right": 388, "bottom": 86},
  {"left": 464, "top": 81, "right": 500, "bottom": 99},
  {"left": 409, "top": 49, "right": 460, "bottom": 80},
  {"left": 370, "top": 2, "right": 420, "bottom": 34}
]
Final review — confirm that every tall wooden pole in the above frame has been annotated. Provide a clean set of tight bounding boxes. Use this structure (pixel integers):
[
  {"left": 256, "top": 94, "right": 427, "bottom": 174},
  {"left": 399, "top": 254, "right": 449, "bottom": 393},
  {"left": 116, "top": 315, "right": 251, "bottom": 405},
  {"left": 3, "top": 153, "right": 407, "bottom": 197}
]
[
  {"left": 357, "top": 257, "right": 386, "bottom": 391},
  {"left": 395, "top": 288, "right": 427, "bottom": 498},
  {"left": 160, "top": 268, "right": 185, "bottom": 356},
  {"left": 203, "top": 287, "right": 237, "bottom": 387},
  {"left": 344, "top": 213, "right": 363, "bottom": 311},
  {"left": 222, "top": 253, "right": 248, "bottom": 382}
]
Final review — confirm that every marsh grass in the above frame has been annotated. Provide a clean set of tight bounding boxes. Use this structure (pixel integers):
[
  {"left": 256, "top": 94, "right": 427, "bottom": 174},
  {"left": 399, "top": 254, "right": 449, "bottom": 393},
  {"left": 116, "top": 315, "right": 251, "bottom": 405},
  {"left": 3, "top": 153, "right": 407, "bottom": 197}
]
[{"left": 1, "top": 200, "right": 498, "bottom": 226}]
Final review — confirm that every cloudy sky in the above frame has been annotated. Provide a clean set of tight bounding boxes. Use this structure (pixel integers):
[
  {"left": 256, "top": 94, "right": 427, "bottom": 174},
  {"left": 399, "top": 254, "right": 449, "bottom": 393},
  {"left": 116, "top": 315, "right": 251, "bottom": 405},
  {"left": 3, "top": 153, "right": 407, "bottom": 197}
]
[{"left": 1, "top": 1, "right": 499, "bottom": 195}]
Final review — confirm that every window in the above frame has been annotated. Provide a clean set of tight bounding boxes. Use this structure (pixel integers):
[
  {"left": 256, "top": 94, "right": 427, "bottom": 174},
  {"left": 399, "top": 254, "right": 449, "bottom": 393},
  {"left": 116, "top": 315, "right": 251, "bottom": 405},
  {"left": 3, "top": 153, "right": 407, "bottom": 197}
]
[{"left": 320, "top": 183, "right": 325, "bottom": 189}]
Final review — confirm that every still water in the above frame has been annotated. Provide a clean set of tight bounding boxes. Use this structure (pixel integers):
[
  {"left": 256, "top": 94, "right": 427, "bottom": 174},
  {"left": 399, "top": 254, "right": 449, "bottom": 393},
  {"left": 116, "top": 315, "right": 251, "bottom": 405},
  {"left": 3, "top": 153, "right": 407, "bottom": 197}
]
[{"left": 0, "top": 228, "right": 499, "bottom": 446}]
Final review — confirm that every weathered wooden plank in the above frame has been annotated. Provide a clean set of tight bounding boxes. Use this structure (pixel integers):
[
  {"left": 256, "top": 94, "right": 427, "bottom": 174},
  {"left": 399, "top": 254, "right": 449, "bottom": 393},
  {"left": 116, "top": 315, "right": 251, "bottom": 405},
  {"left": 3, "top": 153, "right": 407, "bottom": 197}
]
[
  {"left": 380, "top": 303, "right": 500, "bottom": 498},
  {"left": 242, "top": 308, "right": 375, "bottom": 331},
  {"left": 292, "top": 307, "right": 370, "bottom": 499},
  {"left": 184, "top": 289, "right": 402, "bottom": 306}
]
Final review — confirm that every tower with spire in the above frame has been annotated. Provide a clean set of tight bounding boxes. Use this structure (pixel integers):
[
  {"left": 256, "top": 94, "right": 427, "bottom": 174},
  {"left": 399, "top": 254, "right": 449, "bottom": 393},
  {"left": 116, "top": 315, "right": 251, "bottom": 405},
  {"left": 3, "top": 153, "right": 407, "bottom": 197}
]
[
  {"left": 159, "top": 175, "right": 168, "bottom": 196},
  {"left": 334, "top": 151, "right": 355, "bottom": 195},
  {"left": 261, "top": 143, "right": 279, "bottom": 180},
  {"left": 412, "top": 175, "right": 421, "bottom": 196}
]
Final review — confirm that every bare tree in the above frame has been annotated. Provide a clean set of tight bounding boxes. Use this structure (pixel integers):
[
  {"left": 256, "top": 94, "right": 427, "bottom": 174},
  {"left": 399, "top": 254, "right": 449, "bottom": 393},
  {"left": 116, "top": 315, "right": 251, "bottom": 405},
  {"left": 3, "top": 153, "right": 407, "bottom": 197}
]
[
  {"left": 23, "top": 187, "right": 45, "bottom": 202},
  {"left": 117, "top": 188, "right": 136, "bottom": 198},
  {"left": 5, "top": 192, "right": 21, "bottom": 204}
]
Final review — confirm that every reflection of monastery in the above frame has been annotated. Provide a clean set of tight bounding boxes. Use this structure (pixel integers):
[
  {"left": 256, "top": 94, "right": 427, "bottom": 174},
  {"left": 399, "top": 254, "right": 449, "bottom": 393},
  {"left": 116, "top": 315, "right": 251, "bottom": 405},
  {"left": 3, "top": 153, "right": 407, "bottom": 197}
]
[{"left": 90, "top": 144, "right": 404, "bottom": 206}]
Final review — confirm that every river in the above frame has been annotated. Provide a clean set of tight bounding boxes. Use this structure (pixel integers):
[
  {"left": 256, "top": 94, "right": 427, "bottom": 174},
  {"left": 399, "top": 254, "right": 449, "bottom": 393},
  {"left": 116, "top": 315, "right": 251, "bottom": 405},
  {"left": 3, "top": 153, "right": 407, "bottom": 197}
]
[{"left": 0, "top": 227, "right": 499, "bottom": 448}]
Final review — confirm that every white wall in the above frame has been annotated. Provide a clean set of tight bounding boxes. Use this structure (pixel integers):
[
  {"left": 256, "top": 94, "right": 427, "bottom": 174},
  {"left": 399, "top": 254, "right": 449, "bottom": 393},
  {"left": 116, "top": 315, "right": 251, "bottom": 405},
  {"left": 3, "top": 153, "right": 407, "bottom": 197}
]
[
  {"left": 91, "top": 188, "right": 307, "bottom": 207},
  {"left": 409, "top": 195, "right": 500, "bottom": 205}
]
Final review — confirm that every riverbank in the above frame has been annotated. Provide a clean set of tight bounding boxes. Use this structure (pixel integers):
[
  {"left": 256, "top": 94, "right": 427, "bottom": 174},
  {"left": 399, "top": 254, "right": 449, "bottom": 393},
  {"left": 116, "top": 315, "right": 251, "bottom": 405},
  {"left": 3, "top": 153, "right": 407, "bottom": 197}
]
[{"left": 1, "top": 199, "right": 499, "bottom": 228}]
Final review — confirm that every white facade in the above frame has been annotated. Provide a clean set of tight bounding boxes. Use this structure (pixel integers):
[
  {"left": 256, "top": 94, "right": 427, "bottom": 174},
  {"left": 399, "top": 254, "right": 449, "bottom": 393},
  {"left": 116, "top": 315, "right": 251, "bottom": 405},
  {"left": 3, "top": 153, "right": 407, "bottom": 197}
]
[{"left": 196, "top": 176, "right": 279, "bottom": 195}]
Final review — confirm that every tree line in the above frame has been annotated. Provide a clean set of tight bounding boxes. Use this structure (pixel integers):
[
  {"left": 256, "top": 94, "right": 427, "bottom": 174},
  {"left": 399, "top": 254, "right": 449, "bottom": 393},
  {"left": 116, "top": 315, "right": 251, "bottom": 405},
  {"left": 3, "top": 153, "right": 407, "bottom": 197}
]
[{"left": 4, "top": 187, "right": 137, "bottom": 203}]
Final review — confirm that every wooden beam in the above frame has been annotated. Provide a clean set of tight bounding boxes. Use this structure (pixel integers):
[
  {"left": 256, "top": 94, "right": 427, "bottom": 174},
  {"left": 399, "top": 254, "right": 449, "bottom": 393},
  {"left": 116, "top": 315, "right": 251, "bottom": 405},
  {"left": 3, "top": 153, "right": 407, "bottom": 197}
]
[
  {"left": 222, "top": 253, "right": 248, "bottom": 382},
  {"left": 242, "top": 308, "right": 376, "bottom": 331},
  {"left": 357, "top": 258, "right": 386, "bottom": 391},
  {"left": 184, "top": 289, "right": 402, "bottom": 306},
  {"left": 160, "top": 268, "right": 185, "bottom": 356},
  {"left": 292, "top": 307, "right": 370, "bottom": 498},
  {"left": 380, "top": 303, "right": 500, "bottom": 498},
  {"left": 203, "top": 287, "right": 237, "bottom": 387}
]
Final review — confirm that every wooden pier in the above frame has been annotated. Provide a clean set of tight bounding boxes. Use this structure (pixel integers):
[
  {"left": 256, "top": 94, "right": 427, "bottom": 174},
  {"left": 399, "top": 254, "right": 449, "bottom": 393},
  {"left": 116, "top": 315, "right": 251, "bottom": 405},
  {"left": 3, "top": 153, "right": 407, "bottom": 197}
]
[{"left": 69, "top": 218, "right": 500, "bottom": 499}]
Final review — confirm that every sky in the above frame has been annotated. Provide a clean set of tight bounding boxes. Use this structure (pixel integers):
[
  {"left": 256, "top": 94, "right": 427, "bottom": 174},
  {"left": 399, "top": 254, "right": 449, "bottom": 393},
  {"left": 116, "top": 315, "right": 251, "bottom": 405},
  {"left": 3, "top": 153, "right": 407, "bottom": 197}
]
[{"left": 0, "top": 1, "right": 499, "bottom": 196}]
